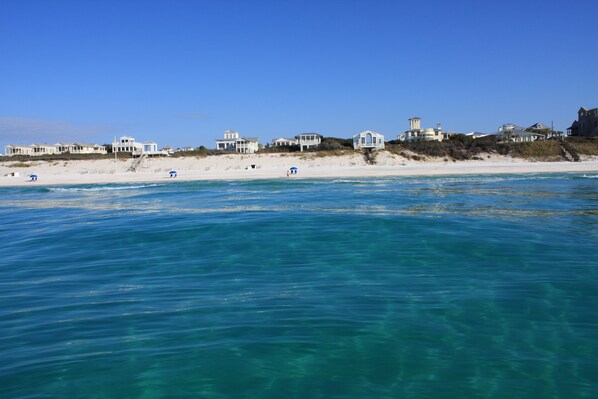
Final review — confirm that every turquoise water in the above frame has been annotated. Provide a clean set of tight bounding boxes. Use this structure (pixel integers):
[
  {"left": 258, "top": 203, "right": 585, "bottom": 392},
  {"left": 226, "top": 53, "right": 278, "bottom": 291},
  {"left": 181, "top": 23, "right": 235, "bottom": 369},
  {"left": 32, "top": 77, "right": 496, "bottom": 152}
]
[{"left": 0, "top": 173, "right": 597, "bottom": 398}]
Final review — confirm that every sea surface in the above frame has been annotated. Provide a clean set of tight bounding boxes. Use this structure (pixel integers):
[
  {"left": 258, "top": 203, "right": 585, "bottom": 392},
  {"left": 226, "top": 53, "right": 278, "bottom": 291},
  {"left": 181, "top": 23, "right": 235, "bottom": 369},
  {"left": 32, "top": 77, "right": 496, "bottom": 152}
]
[{"left": 0, "top": 173, "right": 597, "bottom": 398}]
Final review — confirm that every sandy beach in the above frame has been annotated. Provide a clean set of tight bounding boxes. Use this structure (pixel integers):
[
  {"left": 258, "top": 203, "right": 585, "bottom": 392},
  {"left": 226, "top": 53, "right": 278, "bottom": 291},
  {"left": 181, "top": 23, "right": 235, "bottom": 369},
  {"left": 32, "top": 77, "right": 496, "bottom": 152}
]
[{"left": 1, "top": 152, "right": 597, "bottom": 187}]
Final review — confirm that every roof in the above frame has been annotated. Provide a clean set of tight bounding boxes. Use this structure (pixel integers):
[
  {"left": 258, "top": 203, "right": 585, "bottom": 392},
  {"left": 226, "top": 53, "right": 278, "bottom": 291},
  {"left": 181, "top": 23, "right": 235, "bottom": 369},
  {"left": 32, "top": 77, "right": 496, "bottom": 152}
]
[
  {"left": 73, "top": 142, "right": 101, "bottom": 147},
  {"left": 272, "top": 137, "right": 297, "bottom": 142},
  {"left": 528, "top": 122, "right": 549, "bottom": 130},
  {"left": 238, "top": 137, "right": 259, "bottom": 142},
  {"left": 295, "top": 133, "right": 322, "bottom": 138},
  {"left": 355, "top": 130, "right": 383, "bottom": 136},
  {"left": 409, "top": 117, "right": 421, "bottom": 120}
]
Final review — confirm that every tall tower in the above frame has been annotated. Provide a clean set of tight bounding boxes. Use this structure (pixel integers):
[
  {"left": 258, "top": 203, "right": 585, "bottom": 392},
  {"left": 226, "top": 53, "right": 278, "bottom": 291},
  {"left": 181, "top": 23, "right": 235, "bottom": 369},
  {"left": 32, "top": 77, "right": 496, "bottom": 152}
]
[{"left": 409, "top": 117, "right": 421, "bottom": 130}]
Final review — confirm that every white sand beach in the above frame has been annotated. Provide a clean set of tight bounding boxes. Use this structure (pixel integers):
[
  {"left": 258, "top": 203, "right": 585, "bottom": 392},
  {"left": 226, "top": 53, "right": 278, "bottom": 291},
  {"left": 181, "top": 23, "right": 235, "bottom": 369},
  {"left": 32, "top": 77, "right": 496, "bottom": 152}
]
[{"left": 1, "top": 152, "right": 597, "bottom": 187}]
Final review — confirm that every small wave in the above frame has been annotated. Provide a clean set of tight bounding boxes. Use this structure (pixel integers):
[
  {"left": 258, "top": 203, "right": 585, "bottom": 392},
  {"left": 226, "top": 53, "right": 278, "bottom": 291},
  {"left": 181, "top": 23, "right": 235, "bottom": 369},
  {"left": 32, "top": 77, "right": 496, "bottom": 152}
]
[
  {"left": 582, "top": 174, "right": 598, "bottom": 179},
  {"left": 47, "top": 184, "right": 160, "bottom": 192}
]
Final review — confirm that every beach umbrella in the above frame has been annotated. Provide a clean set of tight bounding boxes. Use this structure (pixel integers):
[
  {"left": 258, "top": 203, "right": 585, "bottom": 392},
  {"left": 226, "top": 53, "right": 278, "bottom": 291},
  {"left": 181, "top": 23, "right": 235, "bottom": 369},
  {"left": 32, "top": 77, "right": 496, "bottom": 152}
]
[
  {"left": 30, "top": 174, "right": 38, "bottom": 180},
  {"left": 290, "top": 166, "right": 298, "bottom": 174},
  {"left": 169, "top": 170, "right": 177, "bottom": 174}
]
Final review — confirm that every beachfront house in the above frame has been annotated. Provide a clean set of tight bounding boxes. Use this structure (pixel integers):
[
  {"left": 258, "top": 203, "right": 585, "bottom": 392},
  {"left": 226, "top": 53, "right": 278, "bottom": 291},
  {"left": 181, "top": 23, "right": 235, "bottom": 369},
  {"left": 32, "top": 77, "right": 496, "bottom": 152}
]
[
  {"left": 31, "top": 144, "right": 59, "bottom": 156},
  {"left": 215, "top": 130, "right": 260, "bottom": 153},
  {"left": 216, "top": 130, "right": 240, "bottom": 151},
  {"left": 235, "top": 137, "right": 259, "bottom": 153},
  {"left": 5, "top": 142, "right": 106, "bottom": 157},
  {"left": 161, "top": 146, "right": 175, "bottom": 155},
  {"left": 295, "top": 133, "right": 322, "bottom": 151},
  {"left": 353, "top": 130, "right": 385, "bottom": 150},
  {"left": 114, "top": 136, "right": 144, "bottom": 155},
  {"left": 495, "top": 123, "right": 543, "bottom": 142},
  {"left": 568, "top": 106, "right": 598, "bottom": 137},
  {"left": 5, "top": 145, "right": 33, "bottom": 156},
  {"left": 271, "top": 137, "right": 298, "bottom": 147},
  {"left": 69, "top": 143, "right": 107, "bottom": 155},
  {"left": 142, "top": 141, "right": 161, "bottom": 155},
  {"left": 400, "top": 118, "right": 444, "bottom": 142}
]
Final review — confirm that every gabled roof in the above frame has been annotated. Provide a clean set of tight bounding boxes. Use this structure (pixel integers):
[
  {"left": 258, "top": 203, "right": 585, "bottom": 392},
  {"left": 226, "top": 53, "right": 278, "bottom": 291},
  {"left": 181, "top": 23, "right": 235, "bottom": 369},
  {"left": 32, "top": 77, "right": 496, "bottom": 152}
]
[{"left": 295, "top": 133, "right": 322, "bottom": 138}]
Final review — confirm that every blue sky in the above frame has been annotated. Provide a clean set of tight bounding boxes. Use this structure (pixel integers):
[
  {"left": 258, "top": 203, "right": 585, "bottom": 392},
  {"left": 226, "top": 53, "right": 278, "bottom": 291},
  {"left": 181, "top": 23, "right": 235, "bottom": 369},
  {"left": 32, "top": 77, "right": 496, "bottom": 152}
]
[{"left": 1, "top": 0, "right": 597, "bottom": 150}]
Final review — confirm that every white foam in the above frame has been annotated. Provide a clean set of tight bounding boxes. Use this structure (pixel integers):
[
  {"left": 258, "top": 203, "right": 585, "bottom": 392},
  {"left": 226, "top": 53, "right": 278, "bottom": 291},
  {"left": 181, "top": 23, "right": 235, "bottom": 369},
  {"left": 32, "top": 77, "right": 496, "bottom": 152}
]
[{"left": 48, "top": 184, "right": 160, "bottom": 192}]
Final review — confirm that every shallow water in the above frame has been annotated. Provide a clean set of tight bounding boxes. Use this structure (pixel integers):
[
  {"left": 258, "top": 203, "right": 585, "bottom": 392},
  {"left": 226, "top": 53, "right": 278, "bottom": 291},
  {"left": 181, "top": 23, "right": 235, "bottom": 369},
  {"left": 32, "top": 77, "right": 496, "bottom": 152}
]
[{"left": 1, "top": 173, "right": 597, "bottom": 398}]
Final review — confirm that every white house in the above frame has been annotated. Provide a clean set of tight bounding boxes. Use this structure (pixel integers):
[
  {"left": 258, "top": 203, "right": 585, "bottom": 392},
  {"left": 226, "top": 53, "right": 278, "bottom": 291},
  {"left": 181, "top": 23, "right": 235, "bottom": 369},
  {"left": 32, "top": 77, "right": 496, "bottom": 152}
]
[
  {"left": 69, "top": 143, "right": 107, "bottom": 155},
  {"left": 113, "top": 136, "right": 167, "bottom": 156},
  {"left": 295, "top": 133, "right": 322, "bottom": 151},
  {"left": 114, "top": 136, "right": 143, "bottom": 155},
  {"left": 401, "top": 118, "right": 443, "bottom": 142},
  {"left": 161, "top": 146, "right": 175, "bottom": 155},
  {"left": 271, "top": 137, "right": 298, "bottom": 147},
  {"left": 235, "top": 137, "right": 259, "bottom": 153},
  {"left": 142, "top": 141, "right": 159, "bottom": 155},
  {"left": 5, "top": 142, "right": 106, "bottom": 156},
  {"left": 216, "top": 130, "right": 260, "bottom": 153},
  {"left": 5, "top": 145, "right": 33, "bottom": 156},
  {"left": 31, "top": 144, "right": 59, "bottom": 155},
  {"left": 353, "top": 130, "right": 385, "bottom": 150},
  {"left": 495, "top": 124, "right": 543, "bottom": 142},
  {"left": 216, "top": 130, "right": 240, "bottom": 151}
]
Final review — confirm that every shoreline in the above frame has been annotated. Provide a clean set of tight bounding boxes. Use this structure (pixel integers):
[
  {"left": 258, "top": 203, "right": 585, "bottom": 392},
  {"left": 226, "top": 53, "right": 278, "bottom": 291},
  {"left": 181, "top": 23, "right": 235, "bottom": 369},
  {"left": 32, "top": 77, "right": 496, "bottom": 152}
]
[{"left": 1, "top": 153, "right": 597, "bottom": 187}]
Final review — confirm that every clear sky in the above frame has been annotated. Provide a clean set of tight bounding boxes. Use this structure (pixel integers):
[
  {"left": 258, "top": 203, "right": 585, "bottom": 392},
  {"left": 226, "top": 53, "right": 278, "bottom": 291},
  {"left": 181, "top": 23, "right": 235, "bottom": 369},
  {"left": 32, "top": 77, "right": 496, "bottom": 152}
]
[{"left": 1, "top": 0, "right": 597, "bottom": 151}]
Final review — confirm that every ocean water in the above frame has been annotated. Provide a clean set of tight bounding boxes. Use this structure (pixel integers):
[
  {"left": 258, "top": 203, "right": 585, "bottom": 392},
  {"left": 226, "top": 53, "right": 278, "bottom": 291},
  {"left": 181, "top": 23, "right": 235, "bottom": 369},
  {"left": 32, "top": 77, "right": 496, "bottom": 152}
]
[{"left": 0, "top": 173, "right": 597, "bottom": 398}]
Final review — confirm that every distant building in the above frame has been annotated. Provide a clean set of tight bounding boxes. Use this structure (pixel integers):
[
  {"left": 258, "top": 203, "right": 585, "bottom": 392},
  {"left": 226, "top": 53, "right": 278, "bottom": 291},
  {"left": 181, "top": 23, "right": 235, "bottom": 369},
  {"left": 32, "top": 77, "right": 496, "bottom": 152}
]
[
  {"left": 495, "top": 123, "right": 543, "bottom": 142},
  {"left": 69, "top": 143, "right": 107, "bottom": 155},
  {"left": 215, "top": 130, "right": 260, "bottom": 153},
  {"left": 216, "top": 130, "right": 240, "bottom": 151},
  {"left": 31, "top": 144, "right": 59, "bottom": 156},
  {"left": 114, "top": 136, "right": 143, "bottom": 155},
  {"left": 568, "top": 107, "right": 598, "bottom": 137},
  {"left": 142, "top": 141, "right": 161, "bottom": 155},
  {"left": 353, "top": 130, "right": 385, "bottom": 150},
  {"left": 161, "top": 146, "right": 175, "bottom": 155},
  {"left": 114, "top": 136, "right": 167, "bottom": 156},
  {"left": 5, "top": 145, "right": 33, "bottom": 156},
  {"left": 400, "top": 118, "right": 443, "bottom": 142},
  {"left": 295, "top": 133, "right": 322, "bottom": 151},
  {"left": 5, "top": 142, "right": 106, "bottom": 157},
  {"left": 271, "top": 137, "right": 298, "bottom": 147},
  {"left": 236, "top": 137, "right": 259, "bottom": 153}
]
